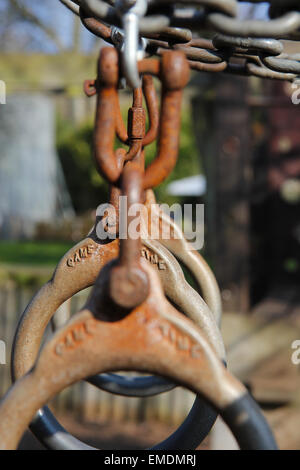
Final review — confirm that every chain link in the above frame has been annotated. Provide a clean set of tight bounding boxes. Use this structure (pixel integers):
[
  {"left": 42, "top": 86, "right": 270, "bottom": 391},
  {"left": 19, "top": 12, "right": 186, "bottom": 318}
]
[{"left": 60, "top": 0, "right": 300, "bottom": 82}]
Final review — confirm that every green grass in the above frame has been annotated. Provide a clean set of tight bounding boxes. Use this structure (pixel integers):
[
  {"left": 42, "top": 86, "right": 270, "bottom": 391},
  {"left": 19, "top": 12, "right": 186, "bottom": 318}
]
[{"left": 0, "top": 241, "right": 73, "bottom": 266}]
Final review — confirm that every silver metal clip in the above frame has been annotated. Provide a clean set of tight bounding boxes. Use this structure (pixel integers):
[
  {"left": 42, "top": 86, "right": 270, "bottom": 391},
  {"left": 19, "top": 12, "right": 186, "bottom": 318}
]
[{"left": 116, "top": 0, "right": 148, "bottom": 89}]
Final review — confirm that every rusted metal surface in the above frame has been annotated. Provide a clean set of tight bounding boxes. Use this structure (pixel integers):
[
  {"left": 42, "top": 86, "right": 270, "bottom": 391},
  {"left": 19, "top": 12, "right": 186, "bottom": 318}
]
[
  {"left": 10, "top": 166, "right": 226, "bottom": 446},
  {"left": 10, "top": 216, "right": 225, "bottom": 449},
  {"left": 80, "top": 9, "right": 113, "bottom": 43},
  {"left": 1, "top": 262, "right": 246, "bottom": 450},
  {"left": 144, "top": 190, "right": 223, "bottom": 324},
  {"left": 109, "top": 162, "right": 149, "bottom": 309},
  {"left": 103, "top": 187, "right": 223, "bottom": 325},
  {"left": 82, "top": 47, "right": 188, "bottom": 308},
  {"left": 142, "top": 51, "right": 190, "bottom": 189},
  {"left": 7, "top": 38, "right": 227, "bottom": 452},
  {"left": 79, "top": 7, "right": 192, "bottom": 45},
  {"left": 140, "top": 75, "right": 159, "bottom": 146},
  {"left": 89, "top": 48, "right": 121, "bottom": 182},
  {"left": 0, "top": 1, "right": 288, "bottom": 450},
  {"left": 85, "top": 47, "right": 189, "bottom": 188},
  {"left": 76, "top": 2, "right": 300, "bottom": 83},
  {"left": 12, "top": 216, "right": 224, "bottom": 383}
]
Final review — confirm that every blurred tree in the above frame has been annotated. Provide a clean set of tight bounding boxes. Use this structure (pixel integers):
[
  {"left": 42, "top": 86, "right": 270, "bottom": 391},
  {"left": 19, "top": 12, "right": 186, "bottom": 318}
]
[
  {"left": 56, "top": 107, "right": 200, "bottom": 213},
  {"left": 0, "top": 0, "right": 97, "bottom": 53},
  {"left": 56, "top": 117, "right": 109, "bottom": 213}
]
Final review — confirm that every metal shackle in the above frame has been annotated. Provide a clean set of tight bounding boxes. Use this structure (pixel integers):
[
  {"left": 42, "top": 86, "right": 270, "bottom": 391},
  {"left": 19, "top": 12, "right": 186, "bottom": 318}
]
[{"left": 89, "top": 47, "right": 190, "bottom": 188}]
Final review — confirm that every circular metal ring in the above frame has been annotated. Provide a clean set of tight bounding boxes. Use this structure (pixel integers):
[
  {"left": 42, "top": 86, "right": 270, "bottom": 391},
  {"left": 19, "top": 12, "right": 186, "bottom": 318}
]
[
  {"left": 12, "top": 237, "right": 224, "bottom": 449},
  {"left": 29, "top": 394, "right": 218, "bottom": 450}
]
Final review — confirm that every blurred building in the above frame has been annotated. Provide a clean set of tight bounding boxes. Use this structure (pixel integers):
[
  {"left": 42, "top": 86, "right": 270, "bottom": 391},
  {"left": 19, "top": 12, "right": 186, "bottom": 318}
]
[
  {"left": 192, "top": 74, "right": 300, "bottom": 314},
  {"left": 0, "top": 94, "right": 73, "bottom": 239}
]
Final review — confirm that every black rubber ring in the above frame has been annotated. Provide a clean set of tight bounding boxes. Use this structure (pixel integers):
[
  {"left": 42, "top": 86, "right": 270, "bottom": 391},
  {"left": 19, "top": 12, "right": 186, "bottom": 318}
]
[{"left": 221, "top": 392, "right": 278, "bottom": 450}]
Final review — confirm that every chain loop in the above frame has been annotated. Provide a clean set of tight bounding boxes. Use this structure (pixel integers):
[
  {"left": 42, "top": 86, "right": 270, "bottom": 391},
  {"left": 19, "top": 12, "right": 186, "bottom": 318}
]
[{"left": 63, "top": 1, "right": 300, "bottom": 82}]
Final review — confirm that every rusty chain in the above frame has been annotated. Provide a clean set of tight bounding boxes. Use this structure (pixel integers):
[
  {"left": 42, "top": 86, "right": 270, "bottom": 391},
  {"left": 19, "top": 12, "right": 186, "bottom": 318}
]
[
  {"left": 83, "top": 47, "right": 190, "bottom": 308},
  {"left": 8, "top": 48, "right": 227, "bottom": 450},
  {"left": 59, "top": 0, "right": 300, "bottom": 84}
]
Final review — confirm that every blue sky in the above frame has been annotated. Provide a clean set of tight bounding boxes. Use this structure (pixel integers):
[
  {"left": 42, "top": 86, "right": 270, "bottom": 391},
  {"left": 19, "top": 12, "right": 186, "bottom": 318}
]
[
  {"left": 0, "top": 0, "right": 94, "bottom": 52},
  {"left": 237, "top": 2, "right": 269, "bottom": 20}
]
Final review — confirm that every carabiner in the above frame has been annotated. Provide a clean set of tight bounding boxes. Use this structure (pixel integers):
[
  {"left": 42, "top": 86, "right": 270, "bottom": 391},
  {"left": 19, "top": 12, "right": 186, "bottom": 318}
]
[{"left": 117, "top": 0, "right": 148, "bottom": 89}]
